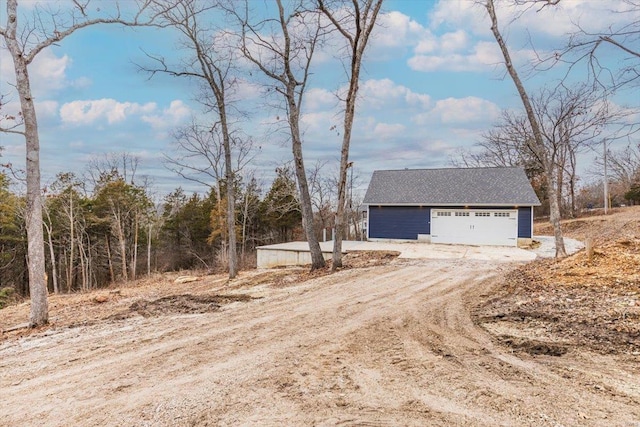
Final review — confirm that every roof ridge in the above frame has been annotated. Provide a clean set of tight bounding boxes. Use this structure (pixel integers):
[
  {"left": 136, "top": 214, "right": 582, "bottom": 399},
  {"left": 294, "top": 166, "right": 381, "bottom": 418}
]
[{"left": 373, "top": 166, "right": 521, "bottom": 173}]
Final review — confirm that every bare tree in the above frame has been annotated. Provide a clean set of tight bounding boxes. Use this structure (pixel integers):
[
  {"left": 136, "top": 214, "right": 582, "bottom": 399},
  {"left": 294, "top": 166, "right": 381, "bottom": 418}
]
[
  {"left": 318, "top": 0, "right": 383, "bottom": 270},
  {"left": 608, "top": 142, "right": 640, "bottom": 187},
  {"left": 592, "top": 141, "right": 640, "bottom": 192},
  {"left": 237, "top": 172, "right": 261, "bottom": 257},
  {"left": 145, "top": 0, "right": 249, "bottom": 278},
  {"left": 469, "top": 85, "right": 617, "bottom": 217},
  {"left": 308, "top": 159, "right": 335, "bottom": 239},
  {"left": 164, "top": 118, "right": 255, "bottom": 270},
  {"left": 485, "top": 0, "right": 567, "bottom": 257},
  {"left": 542, "top": 0, "right": 640, "bottom": 91},
  {"left": 0, "top": 0, "right": 160, "bottom": 326},
  {"left": 86, "top": 152, "right": 140, "bottom": 188},
  {"left": 41, "top": 206, "right": 58, "bottom": 295},
  {"left": 233, "top": 0, "right": 327, "bottom": 269}
]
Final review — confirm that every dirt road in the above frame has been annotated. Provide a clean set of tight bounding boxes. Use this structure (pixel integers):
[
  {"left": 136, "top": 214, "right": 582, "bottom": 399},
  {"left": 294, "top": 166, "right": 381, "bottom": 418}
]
[{"left": 1, "top": 257, "right": 639, "bottom": 426}]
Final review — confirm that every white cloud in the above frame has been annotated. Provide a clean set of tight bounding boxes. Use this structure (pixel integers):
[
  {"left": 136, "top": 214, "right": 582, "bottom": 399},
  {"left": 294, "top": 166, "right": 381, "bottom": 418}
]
[
  {"left": 415, "top": 37, "right": 438, "bottom": 55},
  {"left": 300, "top": 111, "right": 337, "bottom": 134},
  {"left": 429, "top": 0, "right": 488, "bottom": 37},
  {"left": 409, "top": 41, "right": 504, "bottom": 72},
  {"left": 1, "top": 48, "right": 92, "bottom": 98},
  {"left": 1, "top": 143, "right": 25, "bottom": 158},
  {"left": 372, "top": 122, "right": 405, "bottom": 139},
  {"left": 60, "top": 99, "right": 157, "bottom": 125},
  {"left": 142, "top": 100, "right": 191, "bottom": 129},
  {"left": 36, "top": 100, "right": 59, "bottom": 118},
  {"left": 440, "top": 30, "right": 469, "bottom": 52},
  {"left": 415, "top": 0, "right": 639, "bottom": 74},
  {"left": 413, "top": 96, "right": 500, "bottom": 126},
  {"left": 30, "top": 50, "right": 70, "bottom": 92},
  {"left": 230, "top": 79, "right": 264, "bottom": 103},
  {"left": 409, "top": 39, "right": 540, "bottom": 73},
  {"left": 359, "top": 79, "right": 431, "bottom": 110},
  {"left": 368, "top": 11, "right": 431, "bottom": 60},
  {"left": 305, "top": 88, "right": 337, "bottom": 112},
  {"left": 373, "top": 11, "right": 429, "bottom": 48}
]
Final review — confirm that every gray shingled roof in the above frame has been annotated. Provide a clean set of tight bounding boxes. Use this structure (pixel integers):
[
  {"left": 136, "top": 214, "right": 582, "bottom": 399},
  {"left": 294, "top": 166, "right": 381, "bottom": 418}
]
[{"left": 363, "top": 167, "right": 541, "bottom": 206}]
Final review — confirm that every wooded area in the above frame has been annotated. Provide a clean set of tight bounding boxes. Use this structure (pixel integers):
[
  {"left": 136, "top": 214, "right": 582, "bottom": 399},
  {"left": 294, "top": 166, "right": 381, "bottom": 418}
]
[{"left": 0, "top": 157, "right": 360, "bottom": 299}]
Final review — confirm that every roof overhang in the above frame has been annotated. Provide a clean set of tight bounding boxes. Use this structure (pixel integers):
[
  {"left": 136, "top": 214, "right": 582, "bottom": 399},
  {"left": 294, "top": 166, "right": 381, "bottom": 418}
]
[{"left": 363, "top": 202, "right": 540, "bottom": 207}]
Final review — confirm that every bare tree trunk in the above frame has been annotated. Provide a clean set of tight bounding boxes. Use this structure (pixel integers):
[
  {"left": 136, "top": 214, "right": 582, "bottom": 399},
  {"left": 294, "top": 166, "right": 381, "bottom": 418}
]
[
  {"left": 118, "top": 225, "right": 127, "bottom": 281},
  {"left": 111, "top": 205, "right": 128, "bottom": 281},
  {"left": 319, "top": 0, "right": 383, "bottom": 271},
  {"left": 241, "top": 191, "right": 249, "bottom": 257},
  {"left": 131, "top": 214, "right": 138, "bottom": 281},
  {"left": 145, "top": 0, "right": 248, "bottom": 279},
  {"left": 75, "top": 227, "right": 85, "bottom": 291},
  {"left": 1, "top": 0, "right": 160, "bottom": 326},
  {"left": 556, "top": 161, "right": 564, "bottom": 217},
  {"left": 43, "top": 218, "right": 59, "bottom": 294},
  {"left": 220, "top": 110, "right": 237, "bottom": 278},
  {"left": 569, "top": 149, "right": 578, "bottom": 217},
  {"left": 68, "top": 194, "right": 75, "bottom": 291},
  {"left": 288, "top": 93, "right": 325, "bottom": 269},
  {"left": 86, "top": 234, "right": 94, "bottom": 289},
  {"left": 4, "top": 7, "right": 48, "bottom": 325},
  {"left": 62, "top": 248, "right": 70, "bottom": 293},
  {"left": 147, "top": 223, "right": 152, "bottom": 276},
  {"left": 106, "top": 236, "right": 115, "bottom": 283},
  {"left": 238, "top": 0, "right": 325, "bottom": 270},
  {"left": 78, "top": 239, "right": 86, "bottom": 291},
  {"left": 546, "top": 170, "right": 566, "bottom": 258},
  {"left": 57, "top": 248, "right": 63, "bottom": 292},
  {"left": 352, "top": 210, "right": 360, "bottom": 241},
  {"left": 486, "top": 0, "right": 566, "bottom": 257}
]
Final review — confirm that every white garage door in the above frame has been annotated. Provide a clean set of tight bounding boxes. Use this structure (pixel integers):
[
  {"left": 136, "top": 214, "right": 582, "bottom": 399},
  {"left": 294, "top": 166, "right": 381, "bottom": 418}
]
[{"left": 430, "top": 209, "right": 518, "bottom": 246}]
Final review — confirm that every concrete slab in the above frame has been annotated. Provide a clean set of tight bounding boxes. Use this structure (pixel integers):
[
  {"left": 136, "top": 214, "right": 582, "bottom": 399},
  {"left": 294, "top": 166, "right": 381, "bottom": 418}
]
[
  {"left": 533, "top": 236, "right": 584, "bottom": 258},
  {"left": 256, "top": 239, "right": 544, "bottom": 268}
]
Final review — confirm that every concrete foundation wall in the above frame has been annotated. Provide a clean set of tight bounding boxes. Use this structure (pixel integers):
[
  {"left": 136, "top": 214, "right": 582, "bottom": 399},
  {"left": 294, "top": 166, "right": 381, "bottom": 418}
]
[
  {"left": 366, "top": 238, "right": 418, "bottom": 244},
  {"left": 257, "top": 248, "right": 333, "bottom": 269},
  {"left": 517, "top": 237, "right": 534, "bottom": 247}
]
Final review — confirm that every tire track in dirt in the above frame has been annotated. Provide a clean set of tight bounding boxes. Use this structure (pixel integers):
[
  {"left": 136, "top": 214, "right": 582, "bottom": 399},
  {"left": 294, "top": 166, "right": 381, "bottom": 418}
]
[{"left": 1, "top": 258, "right": 639, "bottom": 426}]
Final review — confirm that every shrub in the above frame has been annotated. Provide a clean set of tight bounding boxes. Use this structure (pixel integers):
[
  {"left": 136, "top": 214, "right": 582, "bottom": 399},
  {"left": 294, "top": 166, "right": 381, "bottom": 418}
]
[{"left": 0, "top": 287, "right": 16, "bottom": 309}]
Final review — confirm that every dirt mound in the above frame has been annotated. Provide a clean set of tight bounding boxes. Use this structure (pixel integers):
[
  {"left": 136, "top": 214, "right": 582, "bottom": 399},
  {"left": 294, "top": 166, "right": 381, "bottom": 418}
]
[
  {"left": 128, "top": 294, "right": 253, "bottom": 317},
  {"left": 534, "top": 206, "right": 640, "bottom": 244},
  {"left": 342, "top": 250, "right": 400, "bottom": 267},
  {"left": 498, "top": 336, "right": 568, "bottom": 356},
  {"left": 478, "top": 208, "right": 640, "bottom": 355}
]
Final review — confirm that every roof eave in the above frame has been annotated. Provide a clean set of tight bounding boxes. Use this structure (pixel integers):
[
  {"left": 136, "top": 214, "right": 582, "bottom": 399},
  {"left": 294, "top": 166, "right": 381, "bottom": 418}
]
[{"left": 363, "top": 202, "right": 541, "bottom": 207}]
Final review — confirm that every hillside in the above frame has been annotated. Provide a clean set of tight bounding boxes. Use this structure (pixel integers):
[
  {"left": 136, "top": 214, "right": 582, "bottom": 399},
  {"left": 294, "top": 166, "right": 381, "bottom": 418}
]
[{"left": 476, "top": 206, "right": 640, "bottom": 355}]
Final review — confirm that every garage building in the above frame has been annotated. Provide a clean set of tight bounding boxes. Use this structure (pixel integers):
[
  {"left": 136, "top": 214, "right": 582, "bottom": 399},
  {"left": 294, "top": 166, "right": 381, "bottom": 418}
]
[{"left": 362, "top": 167, "right": 541, "bottom": 247}]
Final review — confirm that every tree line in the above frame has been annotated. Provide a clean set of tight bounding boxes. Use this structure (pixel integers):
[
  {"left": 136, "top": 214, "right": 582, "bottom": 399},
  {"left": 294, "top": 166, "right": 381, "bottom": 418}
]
[{"left": 0, "top": 155, "right": 345, "bottom": 297}]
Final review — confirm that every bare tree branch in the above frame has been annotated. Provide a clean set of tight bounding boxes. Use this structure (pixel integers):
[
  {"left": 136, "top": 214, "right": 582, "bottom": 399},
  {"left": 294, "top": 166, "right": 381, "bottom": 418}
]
[
  {"left": 227, "top": 0, "right": 328, "bottom": 270},
  {"left": 317, "top": 0, "right": 383, "bottom": 269}
]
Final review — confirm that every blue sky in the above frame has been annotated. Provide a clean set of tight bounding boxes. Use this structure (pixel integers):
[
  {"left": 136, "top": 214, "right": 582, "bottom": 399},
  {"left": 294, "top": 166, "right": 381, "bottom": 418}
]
[{"left": 1, "top": 0, "right": 638, "bottom": 199}]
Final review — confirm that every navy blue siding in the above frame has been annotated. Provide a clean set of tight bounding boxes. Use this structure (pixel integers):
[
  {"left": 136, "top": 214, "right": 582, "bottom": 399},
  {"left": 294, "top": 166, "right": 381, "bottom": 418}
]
[
  {"left": 369, "top": 205, "right": 535, "bottom": 240},
  {"left": 369, "top": 206, "right": 430, "bottom": 240},
  {"left": 518, "top": 206, "right": 533, "bottom": 238}
]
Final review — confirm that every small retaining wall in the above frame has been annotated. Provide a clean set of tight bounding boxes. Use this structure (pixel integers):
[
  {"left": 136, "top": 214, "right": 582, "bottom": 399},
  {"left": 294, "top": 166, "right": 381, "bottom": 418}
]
[{"left": 257, "top": 247, "right": 333, "bottom": 269}]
